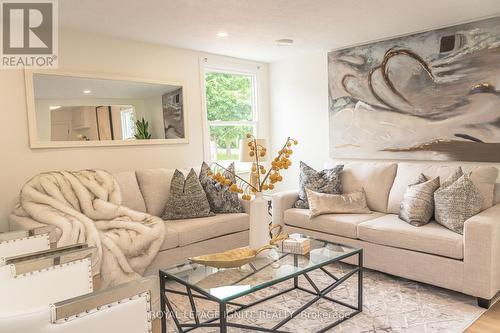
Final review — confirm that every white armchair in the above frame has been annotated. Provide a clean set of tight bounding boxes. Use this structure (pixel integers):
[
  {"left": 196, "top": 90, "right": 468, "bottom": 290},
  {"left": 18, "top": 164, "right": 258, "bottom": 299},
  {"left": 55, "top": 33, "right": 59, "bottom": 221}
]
[
  {"left": 0, "top": 276, "right": 159, "bottom": 333},
  {"left": 0, "top": 226, "right": 56, "bottom": 264},
  {"left": 0, "top": 244, "right": 97, "bottom": 313},
  {"left": 0, "top": 233, "right": 160, "bottom": 333}
]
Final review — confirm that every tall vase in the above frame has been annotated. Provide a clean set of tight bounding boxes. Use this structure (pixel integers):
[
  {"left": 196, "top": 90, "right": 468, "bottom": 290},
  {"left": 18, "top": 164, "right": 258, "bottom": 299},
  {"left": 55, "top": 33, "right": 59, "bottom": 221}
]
[{"left": 249, "top": 192, "right": 270, "bottom": 251}]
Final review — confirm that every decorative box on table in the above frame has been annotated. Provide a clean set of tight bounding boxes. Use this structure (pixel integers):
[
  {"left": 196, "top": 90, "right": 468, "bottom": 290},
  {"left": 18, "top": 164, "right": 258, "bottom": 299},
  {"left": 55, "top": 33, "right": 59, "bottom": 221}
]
[{"left": 277, "top": 234, "right": 311, "bottom": 255}]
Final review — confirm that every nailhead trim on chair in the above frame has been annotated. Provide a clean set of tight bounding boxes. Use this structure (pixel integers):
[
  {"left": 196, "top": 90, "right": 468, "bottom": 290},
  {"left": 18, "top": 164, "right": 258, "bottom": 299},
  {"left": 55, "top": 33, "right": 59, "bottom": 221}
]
[
  {"left": 53, "top": 292, "right": 153, "bottom": 333},
  {"left": 0, "top": 234, "right": 51, "bottom": 265},
  {"left": 87, "top": 258, "right": 93, "bottom": 290},
  {"left": 12, "top": 258, "right": 93, "bottom": 293},
  {"left": 0, "top": 234, "right": 51, "bottom": 247}
]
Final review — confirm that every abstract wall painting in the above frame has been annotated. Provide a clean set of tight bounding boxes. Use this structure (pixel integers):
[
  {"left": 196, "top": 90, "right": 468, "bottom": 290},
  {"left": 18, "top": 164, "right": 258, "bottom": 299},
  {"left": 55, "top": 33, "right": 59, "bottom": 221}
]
[{"left": 328, "top": 16, "right": 500, "bottom": 162}]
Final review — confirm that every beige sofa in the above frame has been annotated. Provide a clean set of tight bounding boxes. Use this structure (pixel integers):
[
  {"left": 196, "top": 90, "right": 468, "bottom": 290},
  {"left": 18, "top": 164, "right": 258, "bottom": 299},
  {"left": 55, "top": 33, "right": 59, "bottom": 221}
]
[
  {"left": 272, "top": 162, "right": 500, "bottom": 308},
  {"left": 9, "top": 168, "right": 250, "bottom": 275}
]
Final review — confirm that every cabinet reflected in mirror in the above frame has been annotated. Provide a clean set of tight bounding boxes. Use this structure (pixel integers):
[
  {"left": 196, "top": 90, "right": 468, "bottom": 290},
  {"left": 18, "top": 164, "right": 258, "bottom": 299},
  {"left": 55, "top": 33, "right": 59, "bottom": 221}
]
[
  {"left": 27, "top": 72, "right": 187, "bottom": 148},
  {"left": 48, "top": 105, "right": 136, "bottom": 141}
]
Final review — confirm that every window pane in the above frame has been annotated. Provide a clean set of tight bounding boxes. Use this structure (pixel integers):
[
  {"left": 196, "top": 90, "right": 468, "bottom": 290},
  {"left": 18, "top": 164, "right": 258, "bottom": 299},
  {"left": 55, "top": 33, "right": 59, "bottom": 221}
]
[
  {"left": 205, "top": 72, "right": 253, "bottom": 121},
  {"left": 209, "top": 125, "right": 255, "bottom": 161},
  {"left": 120, "top": 108, "right": 136, "bottom": 140}
]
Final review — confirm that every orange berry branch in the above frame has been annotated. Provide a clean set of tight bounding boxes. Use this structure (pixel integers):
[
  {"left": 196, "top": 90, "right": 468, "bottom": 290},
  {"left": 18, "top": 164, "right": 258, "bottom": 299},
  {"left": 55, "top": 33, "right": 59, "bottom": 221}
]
[{"left": 208, "top": 133, "right": 298, "bottom": 200}]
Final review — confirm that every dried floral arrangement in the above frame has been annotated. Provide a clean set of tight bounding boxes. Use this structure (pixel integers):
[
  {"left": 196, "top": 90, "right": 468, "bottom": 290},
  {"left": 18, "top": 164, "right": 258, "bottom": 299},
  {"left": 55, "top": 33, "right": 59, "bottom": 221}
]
[{"left": 208, "top": 134, "right": 298, "bottom": 200}]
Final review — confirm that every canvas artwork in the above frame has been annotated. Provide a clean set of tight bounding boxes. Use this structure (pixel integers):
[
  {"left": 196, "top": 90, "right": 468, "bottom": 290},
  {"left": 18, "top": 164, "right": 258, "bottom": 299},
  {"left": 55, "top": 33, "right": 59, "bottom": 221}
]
[
  {"left": 162, "top": 88, "right": 185, "bottom": 139},
  {"left": 328, "top": 16, "right": 500, "bottom": 162}
]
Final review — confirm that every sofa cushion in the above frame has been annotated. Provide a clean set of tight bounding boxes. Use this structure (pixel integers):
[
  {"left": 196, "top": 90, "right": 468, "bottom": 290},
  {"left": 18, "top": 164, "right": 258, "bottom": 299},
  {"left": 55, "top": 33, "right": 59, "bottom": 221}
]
[
  {"left": 160, "top": 224, "right": 180, "bottom": 251},
  {"left": 166, "top": 213, "right": 249, "bottom": 247},
  {"left": 469, "top": 168, "right": 498, "bottom": 210},
  {"left": 135, "top": 168, "right": 176, "bottom": 216},
  {"left": 329, "top": 162, "right": 398, "bottom": 213},
  {"left": 113, "top": 171, "right": 147, "bottom": 212},
  {"left": 357, "top": 214, "right": 464, "bottom": 259},
  {"left": 284, "top": 208, "right": 383, "bottom": 238},
  {"left": 387, "top": 163, "right": 499, "bottom": 214}
]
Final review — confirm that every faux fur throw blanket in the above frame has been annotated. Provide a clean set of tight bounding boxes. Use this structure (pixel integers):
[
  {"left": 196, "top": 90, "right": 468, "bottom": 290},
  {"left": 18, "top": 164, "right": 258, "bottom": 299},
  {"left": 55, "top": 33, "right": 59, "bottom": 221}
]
[{"left": 13, "top": 170, "right": 165, "bottom": 288}]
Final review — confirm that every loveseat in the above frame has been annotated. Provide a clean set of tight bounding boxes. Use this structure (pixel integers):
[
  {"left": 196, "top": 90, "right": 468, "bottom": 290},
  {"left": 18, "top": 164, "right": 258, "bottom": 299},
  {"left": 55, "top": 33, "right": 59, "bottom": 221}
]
[
  {"left": 272, "top": 162, "right": 500, "bottom": 308},
  {"left": 9, "top": 168, "right": 250, "bottom": 275}
]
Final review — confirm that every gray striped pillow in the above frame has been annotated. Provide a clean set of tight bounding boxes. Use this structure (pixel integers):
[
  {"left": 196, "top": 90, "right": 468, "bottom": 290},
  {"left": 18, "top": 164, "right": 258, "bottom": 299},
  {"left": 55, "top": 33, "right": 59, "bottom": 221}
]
[
  {"left": 434, "top": 174, "right": 483, "bottom": 234},
  {"left": 399, "top": 174, "right": 440, "bottom": 227}
]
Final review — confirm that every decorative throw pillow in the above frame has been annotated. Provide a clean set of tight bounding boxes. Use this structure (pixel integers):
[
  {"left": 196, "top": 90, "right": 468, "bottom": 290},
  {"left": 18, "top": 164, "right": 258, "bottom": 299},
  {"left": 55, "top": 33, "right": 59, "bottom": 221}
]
[
  {"left": 441, "top": 166, "right": 463, "bottom": 188},
  {"left": 434, "top": 173, "right": 483, "bottom": 234},
  {"left": 306, "top": 188, "right": 371, "bottom": 218},
  {"left": 399, "top": 174, "right": 440, "bottom": 227},
  {"left": 294, "top": 162, "right": 344, "bottom": 209},
  {"left": 410, "top": 173, "right": 429, "bottom": 186},
  {"left": 199, "top": 162, "right": 244, "bottom": 214},
  {"left": 162, "top": 169, "right": 214, "bottom": 220}
]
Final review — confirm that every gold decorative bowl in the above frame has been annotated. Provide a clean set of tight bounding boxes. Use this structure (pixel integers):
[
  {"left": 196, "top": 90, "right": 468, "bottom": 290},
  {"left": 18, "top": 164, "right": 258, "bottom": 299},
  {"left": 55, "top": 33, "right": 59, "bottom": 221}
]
[
  {"left": 189, "top": 224, "right": 288, "bottom": 269},
  {"left": 189, "top": 245, "right": 275, "bottom": 269}
]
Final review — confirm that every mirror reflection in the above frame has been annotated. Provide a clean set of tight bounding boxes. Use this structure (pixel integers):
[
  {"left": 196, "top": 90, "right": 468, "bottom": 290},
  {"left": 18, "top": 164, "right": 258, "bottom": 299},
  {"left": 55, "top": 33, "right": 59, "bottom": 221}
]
[{"left": 33, "top": 74, "right": 185, "bottom": 142}]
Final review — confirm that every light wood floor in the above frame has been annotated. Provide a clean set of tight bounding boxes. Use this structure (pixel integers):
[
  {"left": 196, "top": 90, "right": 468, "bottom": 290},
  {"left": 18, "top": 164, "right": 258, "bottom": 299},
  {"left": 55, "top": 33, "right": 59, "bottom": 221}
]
[{"left": 466, "top": 301, "right": 500, "bottom": 332}]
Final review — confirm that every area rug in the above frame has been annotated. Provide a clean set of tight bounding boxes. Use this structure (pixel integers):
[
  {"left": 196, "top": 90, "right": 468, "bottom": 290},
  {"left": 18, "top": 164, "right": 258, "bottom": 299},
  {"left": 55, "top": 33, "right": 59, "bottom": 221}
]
[{"left": 165, "top": 262, "right": 485, "bottom": 333}]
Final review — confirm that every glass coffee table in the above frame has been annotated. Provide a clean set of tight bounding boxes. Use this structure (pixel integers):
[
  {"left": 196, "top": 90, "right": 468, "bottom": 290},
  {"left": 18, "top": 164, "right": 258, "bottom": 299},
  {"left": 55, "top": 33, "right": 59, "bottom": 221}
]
[{"left": 159, "top": 235, "right": 362, "bottom": 333}]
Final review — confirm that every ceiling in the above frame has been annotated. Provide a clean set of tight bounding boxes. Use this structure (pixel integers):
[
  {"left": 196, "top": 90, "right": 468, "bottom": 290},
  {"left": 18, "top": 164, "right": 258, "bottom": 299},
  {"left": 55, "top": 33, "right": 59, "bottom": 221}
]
[
  {"left": 34, "top": 74, "right": 180, "bottom": 99},
  {"left": 59, "top": 0, "right": 500, "bottom": 62}
]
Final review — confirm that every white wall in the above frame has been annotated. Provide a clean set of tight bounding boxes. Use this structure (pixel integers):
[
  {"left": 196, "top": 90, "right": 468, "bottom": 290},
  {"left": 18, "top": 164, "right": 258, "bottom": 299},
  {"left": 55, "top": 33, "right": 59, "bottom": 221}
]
[
  {"left": 144, "top": 95, "right": 165, "bottom": 139},
  {"left": 269, "top": 52, "right": 330, "bottom": 190},
  {"left": 35, "top": 98, "right": 147, "bottom": 140},
  {"left": 0, "top": 30, "right": 269, "bottom": 231},
  {"left": 269, "top": 52, "right": 500, "bottom": 191}
]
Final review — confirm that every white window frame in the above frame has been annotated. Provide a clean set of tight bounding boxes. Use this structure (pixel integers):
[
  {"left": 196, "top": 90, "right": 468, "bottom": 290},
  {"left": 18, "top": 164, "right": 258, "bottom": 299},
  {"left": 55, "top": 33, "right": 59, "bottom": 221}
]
[
  {"left": 120, "top": 108, "right": 135, "bottom": 140},
  {"left": 200, "top": 56, "right": 264, "bottom": 170}
]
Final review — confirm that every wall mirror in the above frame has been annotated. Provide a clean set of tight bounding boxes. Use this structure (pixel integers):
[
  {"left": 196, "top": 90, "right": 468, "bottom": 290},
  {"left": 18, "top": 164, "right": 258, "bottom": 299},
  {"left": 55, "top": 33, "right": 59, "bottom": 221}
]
[{"left": 25, "top": 71, "right": 188, "bottom": 148}]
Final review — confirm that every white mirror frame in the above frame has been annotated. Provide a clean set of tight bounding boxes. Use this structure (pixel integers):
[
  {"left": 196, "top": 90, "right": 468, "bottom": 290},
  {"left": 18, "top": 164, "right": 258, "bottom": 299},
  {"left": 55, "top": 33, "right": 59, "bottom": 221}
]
[{"left": 25, "top": 69, "right": 189, "bottom": 148}]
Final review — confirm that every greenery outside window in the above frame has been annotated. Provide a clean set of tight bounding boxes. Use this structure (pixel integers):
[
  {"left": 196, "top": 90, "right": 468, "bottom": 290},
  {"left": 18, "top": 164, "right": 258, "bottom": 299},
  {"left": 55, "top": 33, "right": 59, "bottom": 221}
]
[{"left": 204, "top": 69, "right": 258, "bottom": 167}]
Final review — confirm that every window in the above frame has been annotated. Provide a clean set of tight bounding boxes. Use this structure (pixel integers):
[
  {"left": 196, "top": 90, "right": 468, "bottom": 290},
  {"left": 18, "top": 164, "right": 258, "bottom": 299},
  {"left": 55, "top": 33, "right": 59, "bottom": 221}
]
[
  {"left": 203, "top": 67, "right": 258, "bottom": 166},
  {"left": 120, "top": 108, "right": 136, "bottom": 140}
]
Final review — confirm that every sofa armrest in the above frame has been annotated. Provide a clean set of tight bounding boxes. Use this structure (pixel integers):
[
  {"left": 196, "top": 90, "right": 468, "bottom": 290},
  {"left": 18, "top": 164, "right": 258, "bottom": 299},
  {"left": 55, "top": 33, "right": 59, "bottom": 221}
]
[
  {"left": 51, "top": 275, "right": 159, "bottom": 322},
  {"left": 0, "top": 249, "right": 96, "bottom": 313},
  {"left": 0, "top": 226, "right": 57, "bottom": 261},
  {"left": 0, "top": 277, "right": 158, "bottom": 333},
  {"left": 463, "top": 203, "right": 500, "bottom": 299},
  {"left": 272, "top": 190, "right": 299, "bottom": 226},
  {"left": 9, "top": 214, "right": 63, "bottom": 241}
]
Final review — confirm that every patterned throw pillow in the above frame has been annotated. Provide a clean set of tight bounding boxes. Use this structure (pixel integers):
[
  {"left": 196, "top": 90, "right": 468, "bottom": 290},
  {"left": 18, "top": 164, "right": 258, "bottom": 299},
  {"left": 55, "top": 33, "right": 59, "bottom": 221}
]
[
  {"left": 434, "top": 173, "right": 483, "bottom": 234},
  {"left": 199, "top": 162, "right": 244, "bottom": 214},
  {"left": 162, "top": 169, "right": 214, "bottom": 220},
  {"left": 441, "top": 166, "right": 463, "bottom": 188},
  {"left": 294, "top": 162, "right": 344, "bottom": 209},
  {"left": 410, "top": 173, "right": 429, "bottom": 186},
  {"left": 306, "top": 188, "right": 371, "bottom": 218},
  {"left": 399, "top": 174, "right": 440, "bottom": 227}
]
